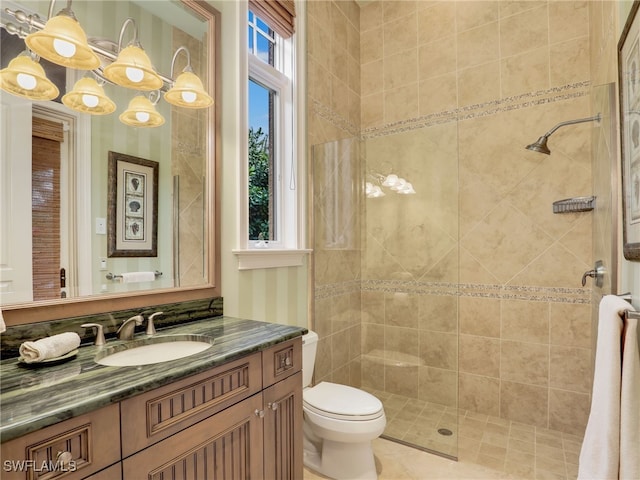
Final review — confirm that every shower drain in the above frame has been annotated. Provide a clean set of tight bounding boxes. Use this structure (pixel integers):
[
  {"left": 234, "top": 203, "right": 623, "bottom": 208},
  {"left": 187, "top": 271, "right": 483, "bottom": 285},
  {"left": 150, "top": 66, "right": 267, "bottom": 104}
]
[{"left": 437, "top": 428, "right": 453, "bottom": 436}]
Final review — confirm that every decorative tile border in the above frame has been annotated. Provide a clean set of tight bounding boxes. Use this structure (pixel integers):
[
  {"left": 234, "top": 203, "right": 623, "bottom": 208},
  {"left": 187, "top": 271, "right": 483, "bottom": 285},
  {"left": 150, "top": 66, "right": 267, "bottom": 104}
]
[
  {"left": 311, "top": 99, "right": 360, "bottom": 138},
  {"left": 361, "top": 81, "right": 591, "bottom": 139},
  {"left": 315, "top": 279, "right": 590, "bottom": 305}
]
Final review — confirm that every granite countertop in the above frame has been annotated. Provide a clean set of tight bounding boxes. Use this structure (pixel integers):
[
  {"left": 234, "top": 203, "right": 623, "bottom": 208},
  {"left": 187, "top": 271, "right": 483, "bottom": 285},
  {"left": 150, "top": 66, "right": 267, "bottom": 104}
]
[{"left": 0, "top": 316, "right": 306, "bottom": 443}]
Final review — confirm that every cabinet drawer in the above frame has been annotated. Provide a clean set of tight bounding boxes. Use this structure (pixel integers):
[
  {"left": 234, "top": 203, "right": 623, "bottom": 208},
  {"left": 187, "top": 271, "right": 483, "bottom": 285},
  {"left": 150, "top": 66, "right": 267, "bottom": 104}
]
[
  {"left": 120, "top": 352, "right": 262, "bottom": 457},
  {"left": 122, "top": 394, "right": 264, "bottom": 480},
  {"left": 1, "top": 403, "right": 120, "bottom": 480},
  {"left": 262, "top": 337, "right": 302, "bottom": 388}
]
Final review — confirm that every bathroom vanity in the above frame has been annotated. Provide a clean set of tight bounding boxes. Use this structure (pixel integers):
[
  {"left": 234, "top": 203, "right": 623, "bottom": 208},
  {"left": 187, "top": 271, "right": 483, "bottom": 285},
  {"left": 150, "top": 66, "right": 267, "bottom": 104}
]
[{"left": 0, "top": 317, "right": 305, "bottom": 479}]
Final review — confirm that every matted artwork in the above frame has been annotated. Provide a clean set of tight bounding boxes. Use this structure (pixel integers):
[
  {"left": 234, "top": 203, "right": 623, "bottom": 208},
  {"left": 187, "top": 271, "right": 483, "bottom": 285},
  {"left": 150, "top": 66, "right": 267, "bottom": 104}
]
[
  {"left": 619, "top": 1, "right": 640, "bottom": 260},
  {"left": 107, "top": 151, "right": 158, "bottom": 257}
]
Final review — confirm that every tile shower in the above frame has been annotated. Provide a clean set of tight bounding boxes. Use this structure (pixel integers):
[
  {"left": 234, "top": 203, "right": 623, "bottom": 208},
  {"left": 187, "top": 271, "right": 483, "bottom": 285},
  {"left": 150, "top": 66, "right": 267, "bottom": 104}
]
[{"left": 309, "top": 0, "right": 601, "bottom": 475}]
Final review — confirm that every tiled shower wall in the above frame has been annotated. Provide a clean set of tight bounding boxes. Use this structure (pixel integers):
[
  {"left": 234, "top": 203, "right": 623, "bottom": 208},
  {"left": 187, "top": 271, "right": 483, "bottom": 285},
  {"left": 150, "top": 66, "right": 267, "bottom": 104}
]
[{"left": 310, "top": 0, "right": 599, "bottom": 437}]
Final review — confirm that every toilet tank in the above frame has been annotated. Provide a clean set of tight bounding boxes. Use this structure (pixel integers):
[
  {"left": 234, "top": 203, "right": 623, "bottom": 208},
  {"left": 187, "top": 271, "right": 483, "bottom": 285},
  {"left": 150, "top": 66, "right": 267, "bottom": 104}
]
[{"left": 302, "top": 330, "right": 318, "bottom": 388}]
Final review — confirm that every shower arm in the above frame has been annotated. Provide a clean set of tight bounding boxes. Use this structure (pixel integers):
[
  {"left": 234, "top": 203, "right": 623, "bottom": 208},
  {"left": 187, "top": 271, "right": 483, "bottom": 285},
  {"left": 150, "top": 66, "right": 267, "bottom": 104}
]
[{"left": 540, "top": 113, "right": 601, "bottom": 139}]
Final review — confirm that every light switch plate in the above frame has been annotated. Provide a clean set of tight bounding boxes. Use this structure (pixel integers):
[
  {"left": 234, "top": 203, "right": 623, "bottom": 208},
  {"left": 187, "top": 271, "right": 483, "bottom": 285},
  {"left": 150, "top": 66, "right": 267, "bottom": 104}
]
[{"left": 96, "top": 217, "right": 106, "bottom": 235}]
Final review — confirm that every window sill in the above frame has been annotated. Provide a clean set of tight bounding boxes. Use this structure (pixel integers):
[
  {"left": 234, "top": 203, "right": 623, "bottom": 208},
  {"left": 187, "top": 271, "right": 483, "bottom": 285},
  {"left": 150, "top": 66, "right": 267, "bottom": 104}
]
[{"left": 232, "top": 249, "right": 312, "bottom": 270}]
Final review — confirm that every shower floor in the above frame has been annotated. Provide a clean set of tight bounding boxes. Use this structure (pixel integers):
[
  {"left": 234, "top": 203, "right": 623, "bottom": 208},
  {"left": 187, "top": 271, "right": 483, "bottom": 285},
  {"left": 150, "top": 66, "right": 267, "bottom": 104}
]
[{"left": 368, "top": 389, "right": 583, "bottom": 479}]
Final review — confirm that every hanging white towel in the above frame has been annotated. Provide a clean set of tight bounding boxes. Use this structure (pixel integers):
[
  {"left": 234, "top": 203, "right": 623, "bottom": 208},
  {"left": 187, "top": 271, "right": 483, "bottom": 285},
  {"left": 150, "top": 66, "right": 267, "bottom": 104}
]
[
  {"left": 578, "top": 294, "right": 630, "bottom": 480},
  {"left": 120, "top": 271, "right": 156, "bottom": 283},
  {"left": 0, "top": 307, "right": 6, "bottom": 333},
  {"left": 19, "top": 332, "right": 81, "bottom": 363},
  {"left": 620, "top": 315, "right": 640, "bottom": 480}
]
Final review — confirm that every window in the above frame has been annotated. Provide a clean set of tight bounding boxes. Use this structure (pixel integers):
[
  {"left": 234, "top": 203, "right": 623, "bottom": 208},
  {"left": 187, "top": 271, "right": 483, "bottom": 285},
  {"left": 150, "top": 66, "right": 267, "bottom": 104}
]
[{"left": 235, "top": 3, "right": 308, "bottom": 269}]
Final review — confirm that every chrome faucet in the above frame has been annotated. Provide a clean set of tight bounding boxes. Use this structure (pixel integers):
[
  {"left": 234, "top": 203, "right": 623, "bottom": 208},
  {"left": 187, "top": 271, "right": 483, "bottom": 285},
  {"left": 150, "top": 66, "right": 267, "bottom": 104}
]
[
  {"left": 146, "top": 311, "right": 164, "bottom": 336},
  {"left": 116, "top": 315, "right": 143, "bottom": 340}
]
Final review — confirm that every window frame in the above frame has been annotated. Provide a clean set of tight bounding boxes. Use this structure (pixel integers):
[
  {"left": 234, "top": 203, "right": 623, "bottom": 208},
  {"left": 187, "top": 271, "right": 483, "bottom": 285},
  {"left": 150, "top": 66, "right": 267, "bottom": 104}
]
[{"left": 233, "top": 1, "right": 309, "bottom": 270}]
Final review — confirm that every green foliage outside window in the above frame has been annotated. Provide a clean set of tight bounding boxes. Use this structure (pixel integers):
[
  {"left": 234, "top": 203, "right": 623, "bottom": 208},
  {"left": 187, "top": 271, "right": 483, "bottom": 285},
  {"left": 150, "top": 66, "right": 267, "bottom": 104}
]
[{"left": 249, "top": 127, "right": 270, "bottom": 240}]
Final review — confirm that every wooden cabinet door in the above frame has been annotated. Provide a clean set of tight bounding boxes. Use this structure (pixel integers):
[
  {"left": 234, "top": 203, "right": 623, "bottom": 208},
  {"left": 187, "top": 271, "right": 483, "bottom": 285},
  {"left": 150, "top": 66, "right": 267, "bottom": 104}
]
[
  {"left": 262, "top": 372, "right": 303, "bottom": 480},
  {"left": 122, "top": 394, "right": 264, "bottom": 480}
]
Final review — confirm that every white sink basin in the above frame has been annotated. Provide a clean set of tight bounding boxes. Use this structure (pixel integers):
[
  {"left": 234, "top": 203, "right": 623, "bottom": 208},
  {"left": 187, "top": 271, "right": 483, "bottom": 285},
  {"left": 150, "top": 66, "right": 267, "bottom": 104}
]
[{"left": 95, "top": 334, "right": 214, "bottom": 367}]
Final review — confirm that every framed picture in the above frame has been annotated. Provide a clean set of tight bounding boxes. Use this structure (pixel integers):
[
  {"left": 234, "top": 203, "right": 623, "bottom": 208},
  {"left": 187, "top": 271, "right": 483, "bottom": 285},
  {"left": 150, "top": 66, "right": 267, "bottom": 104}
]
[
  {"left": 107, "top": 151, "right": 159, "bottom": 257},
  {"left": 619, "top": 1, "right": 640, "bottom": 260}
]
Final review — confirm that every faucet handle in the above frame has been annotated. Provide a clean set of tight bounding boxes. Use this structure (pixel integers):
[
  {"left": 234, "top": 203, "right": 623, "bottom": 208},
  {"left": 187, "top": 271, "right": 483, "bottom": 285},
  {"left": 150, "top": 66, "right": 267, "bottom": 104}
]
[
  {"left": 81, "top": 323, "right": 106, "bottom": 346},
  {"left": 146, "top": 311, "right": 164, "bottom": 336}
]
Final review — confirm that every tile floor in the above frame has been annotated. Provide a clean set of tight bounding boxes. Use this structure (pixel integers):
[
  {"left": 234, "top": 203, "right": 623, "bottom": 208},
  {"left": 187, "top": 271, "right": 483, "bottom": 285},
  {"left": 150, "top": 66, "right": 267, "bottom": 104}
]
[{"left": 305, "top": 390, "right": 583, "bottom": 480}]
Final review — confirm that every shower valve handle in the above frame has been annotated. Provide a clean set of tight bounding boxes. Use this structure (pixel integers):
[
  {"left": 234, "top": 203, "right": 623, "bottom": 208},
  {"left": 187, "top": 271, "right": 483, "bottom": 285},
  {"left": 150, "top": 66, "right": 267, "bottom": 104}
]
[{"left": 582, "top": 260, "right": 605, "bottom": 288}]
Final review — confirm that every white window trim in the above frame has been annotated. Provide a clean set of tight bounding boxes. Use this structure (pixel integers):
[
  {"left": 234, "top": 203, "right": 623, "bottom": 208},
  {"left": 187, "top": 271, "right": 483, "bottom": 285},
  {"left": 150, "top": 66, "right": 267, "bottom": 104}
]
[{"left": 234, "top": 0, "right": 310, "bottom": 270}]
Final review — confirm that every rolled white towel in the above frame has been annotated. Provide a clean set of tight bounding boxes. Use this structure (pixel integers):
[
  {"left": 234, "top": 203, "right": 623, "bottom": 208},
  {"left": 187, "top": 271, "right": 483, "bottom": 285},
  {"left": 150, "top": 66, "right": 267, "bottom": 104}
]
[
  {"left": 19, "top": 332, "right": 81, "bottom": 363},
  {"left": 120, "top": 271, "right": 156, "bottom": 283}
]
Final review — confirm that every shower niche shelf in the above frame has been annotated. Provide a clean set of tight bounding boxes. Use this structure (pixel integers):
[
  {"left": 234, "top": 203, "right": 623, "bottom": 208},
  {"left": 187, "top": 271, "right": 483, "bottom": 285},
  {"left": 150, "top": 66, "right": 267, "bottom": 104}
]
[{"left": 552, "top": 196, "right": 596, "bottom": 214}]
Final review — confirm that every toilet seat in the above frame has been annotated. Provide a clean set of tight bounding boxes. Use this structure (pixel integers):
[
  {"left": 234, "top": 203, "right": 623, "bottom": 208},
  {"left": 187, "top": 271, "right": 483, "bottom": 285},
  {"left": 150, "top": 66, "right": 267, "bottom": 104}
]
[{"left": 303, "top": 382, "right": 384, "bottom": 421}]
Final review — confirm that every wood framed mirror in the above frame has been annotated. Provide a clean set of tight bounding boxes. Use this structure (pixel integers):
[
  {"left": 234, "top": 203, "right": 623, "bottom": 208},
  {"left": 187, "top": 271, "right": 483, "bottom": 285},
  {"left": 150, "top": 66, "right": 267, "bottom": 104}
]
[{"left": 0, "top": 0, "right": 221, "bottom": 325}]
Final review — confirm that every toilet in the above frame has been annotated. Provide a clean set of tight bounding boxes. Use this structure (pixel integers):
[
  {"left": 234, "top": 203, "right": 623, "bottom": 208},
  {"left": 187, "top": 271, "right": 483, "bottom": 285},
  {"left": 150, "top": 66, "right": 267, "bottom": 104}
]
[{"left": 302, "top": 330, "right": 386, "bottom": 480}]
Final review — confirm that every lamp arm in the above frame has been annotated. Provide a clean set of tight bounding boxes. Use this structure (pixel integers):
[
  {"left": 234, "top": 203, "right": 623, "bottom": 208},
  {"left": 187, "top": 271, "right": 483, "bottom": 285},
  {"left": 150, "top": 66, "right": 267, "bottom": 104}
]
[
  {"left": 117, "top": 17, "right": 138, "bottom": 51},
  {"left": 170, "top": 46, "right": 192, "bottom": 79},
  {"left": 543, "top": 113, "right": 601, "bottom": 138}
]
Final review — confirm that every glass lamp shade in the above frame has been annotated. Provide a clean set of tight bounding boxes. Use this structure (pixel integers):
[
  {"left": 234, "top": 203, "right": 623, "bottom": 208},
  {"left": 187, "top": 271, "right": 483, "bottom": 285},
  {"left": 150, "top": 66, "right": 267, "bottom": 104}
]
[
  {"left": 119, "top": 95, "right": 165, "bottom": 127},
  {"left": 25, "top": 15, "right": 100, "bottom": 70},
  {"left": 0, "top": 55, "right": 59, "bottom": 101},
  {"left": 103, "top": 45, "right": 163, "bottom": 91},
  {"left": 62, "top": 77, "right": 116, "bottom": 115},
  {"left": 164, "top": 71, "right": 213, "bottom": 108}
]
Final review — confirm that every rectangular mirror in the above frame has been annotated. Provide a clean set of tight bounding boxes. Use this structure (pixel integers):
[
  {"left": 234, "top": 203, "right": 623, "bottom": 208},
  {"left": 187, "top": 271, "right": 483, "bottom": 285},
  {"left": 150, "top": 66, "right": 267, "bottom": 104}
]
[{"left": 0, "top": 0, "right": 220, "bottom": 323}]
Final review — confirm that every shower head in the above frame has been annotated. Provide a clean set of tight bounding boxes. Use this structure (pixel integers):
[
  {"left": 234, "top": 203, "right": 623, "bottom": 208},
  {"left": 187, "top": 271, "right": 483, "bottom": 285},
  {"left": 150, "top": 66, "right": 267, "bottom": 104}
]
[
  {"left": 526, "top": 136, "right": 551, "bottom": 155},
  {"left": 525, "top": 113, "right": 601, "bottom": 155}
]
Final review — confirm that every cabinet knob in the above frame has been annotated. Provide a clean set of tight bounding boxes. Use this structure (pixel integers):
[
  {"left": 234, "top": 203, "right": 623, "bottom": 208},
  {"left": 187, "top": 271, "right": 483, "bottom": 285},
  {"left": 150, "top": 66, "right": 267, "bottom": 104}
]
[
  {"left": 268, "top": 402, "right": 278, "bottom": 411},
  {"left": 255, "top": 409, "right": 265, "bottom": 418},
  {"left": 56, "top": 451, "right": 74, "bottom": 467}
]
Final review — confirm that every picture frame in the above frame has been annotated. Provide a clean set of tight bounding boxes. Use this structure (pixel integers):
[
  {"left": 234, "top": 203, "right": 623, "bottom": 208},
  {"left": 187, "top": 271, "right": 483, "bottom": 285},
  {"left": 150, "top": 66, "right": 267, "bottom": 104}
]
[
  {"left": 619, "top": 1, "right": 640, "bottom": 260},
  {"left": 107, "top": 151, "right": 159, "bottom": 257}
]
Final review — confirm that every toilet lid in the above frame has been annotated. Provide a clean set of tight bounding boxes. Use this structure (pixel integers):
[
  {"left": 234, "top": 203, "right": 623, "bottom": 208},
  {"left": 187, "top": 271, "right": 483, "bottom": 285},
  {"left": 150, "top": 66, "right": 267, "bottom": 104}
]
[{"left": 303, "top": 382, "right": 384, "bottom": 421}]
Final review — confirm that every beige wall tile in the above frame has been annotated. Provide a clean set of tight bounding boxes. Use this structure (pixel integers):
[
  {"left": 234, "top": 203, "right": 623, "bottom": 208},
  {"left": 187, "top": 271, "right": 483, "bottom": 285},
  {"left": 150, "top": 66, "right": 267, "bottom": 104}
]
[
  {"left": 458, "top": 61, "right": 500, "bottom": 107},
  {"left": 549, "top": 1, "right": 589, "bottom": 45},
  {"left": 419, "top": 366, "right": 458, "bottom": 406},
  {"left": 362, "top": 355, "right": 386, "bottom": 390},
  {"left": 501, "top": 300, "right": 549, "bottom": 344},
  {"left": 383, "top": 15, "right": 417, "bottom": 57},
  {"left": 509, "top": 242, "right": 590, "bottom": 288},
  {"left": 549, "top": 302, "right": 591, "bottom": 348},
  {"left": 361, "top": 60, "right": 383, "bottom": 96},
  {"left": 361, "top": 27, "right": 383, "bottom": 65},
  {"left": 384, "top": 83, "right": 419, "bottom": 124},
  {"left": 498, "top": 1, "right": 543, "bottom": 19},
  {"left": 420, "top": 331, "right": 457, "bottom": 369},
  {"left": 548, "top": 388, "right": 590, "bottom": 436},
  {"left": 419, "top": 295, "right": 458, "bottom": 333},
  {"left": 382, "top": 0, "right": 416, "bottom": 23},
  {"left": 499, "top": 4, "right": 549, "bottom": 58},
  {"left": 362, "top": 322, "right": 384, "bottom": 355},
  {"left": 549, "top": 345, "right": 592, "bottom": 393},
  {"left": 418, "top": 2, "right": 456, "bottom": 45},
  {"left": 501, "top": 47, "right": 550, "bottom": 98},
  {"left": 550, "top": 36, "right": 590, "bottom": 87},
  {"left": 457, "top": 22, "right": 500, "bottom": 70},
  {"left": 459, "top": 334, "right": 500, "bottom": 378},
  {"left": 359, "top": 0, "right": 382, "bottom": 32},
  {"left": 456, "top": 1, "right": 499, "bottom": 33},
  {"left": 418, "top": 74, "right": 458, "bottom": 117},
  {"left": 500, "top": 381, "right": 548, "bottom": 427},
  {"left": 385, "top": 292, "right": 419, "bottom": 328},
  {"left": 459, "top": 297, "right": 501, "bottom": 338},
  {"left": 386, "top": 325, "right": 420, "bottom": 360},
  {"left": 386, "top": 363, "right": 420, "bottom": 397},
  {"left": 418, "top": 37, "right": 457, "bottom": 80},
  {"left": 361, "top": 93, "right": 384, "bottom": 128},
  {"left": 501, "top": 340, "right": 549, "bottom": 386},
  {"left": 384, "top": 48, "right": 418, "bottom": 90},
  {"left": 459, "top": 373, "right": 500, "bottom": 416}
]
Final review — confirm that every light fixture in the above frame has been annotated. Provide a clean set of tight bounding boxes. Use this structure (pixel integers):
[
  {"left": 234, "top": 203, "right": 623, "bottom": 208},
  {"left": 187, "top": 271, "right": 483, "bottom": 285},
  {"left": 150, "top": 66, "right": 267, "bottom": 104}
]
[
  {"left": 62, "top": 76, "right": 115, "bottom": 114},
  {"left": 366, "top": 182, "right": 386, "bottom": 198},
  {"left": 164, "top": 46, "right": 213, "bottom": 108},
  {"left": 0, "top": 52, "right": 59, "bottom": 101},
  {"left": 24, "top": 0, "right": 100, "bottom": 70},
  {"left": 103, "top": 18, "right": 163, "bottom": 91},
  {"left": 119, "top": 93, "right": 164, "bottom": 128},
  {"left": 2, "top": 2, "right": 213, "bottom": 124}
]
